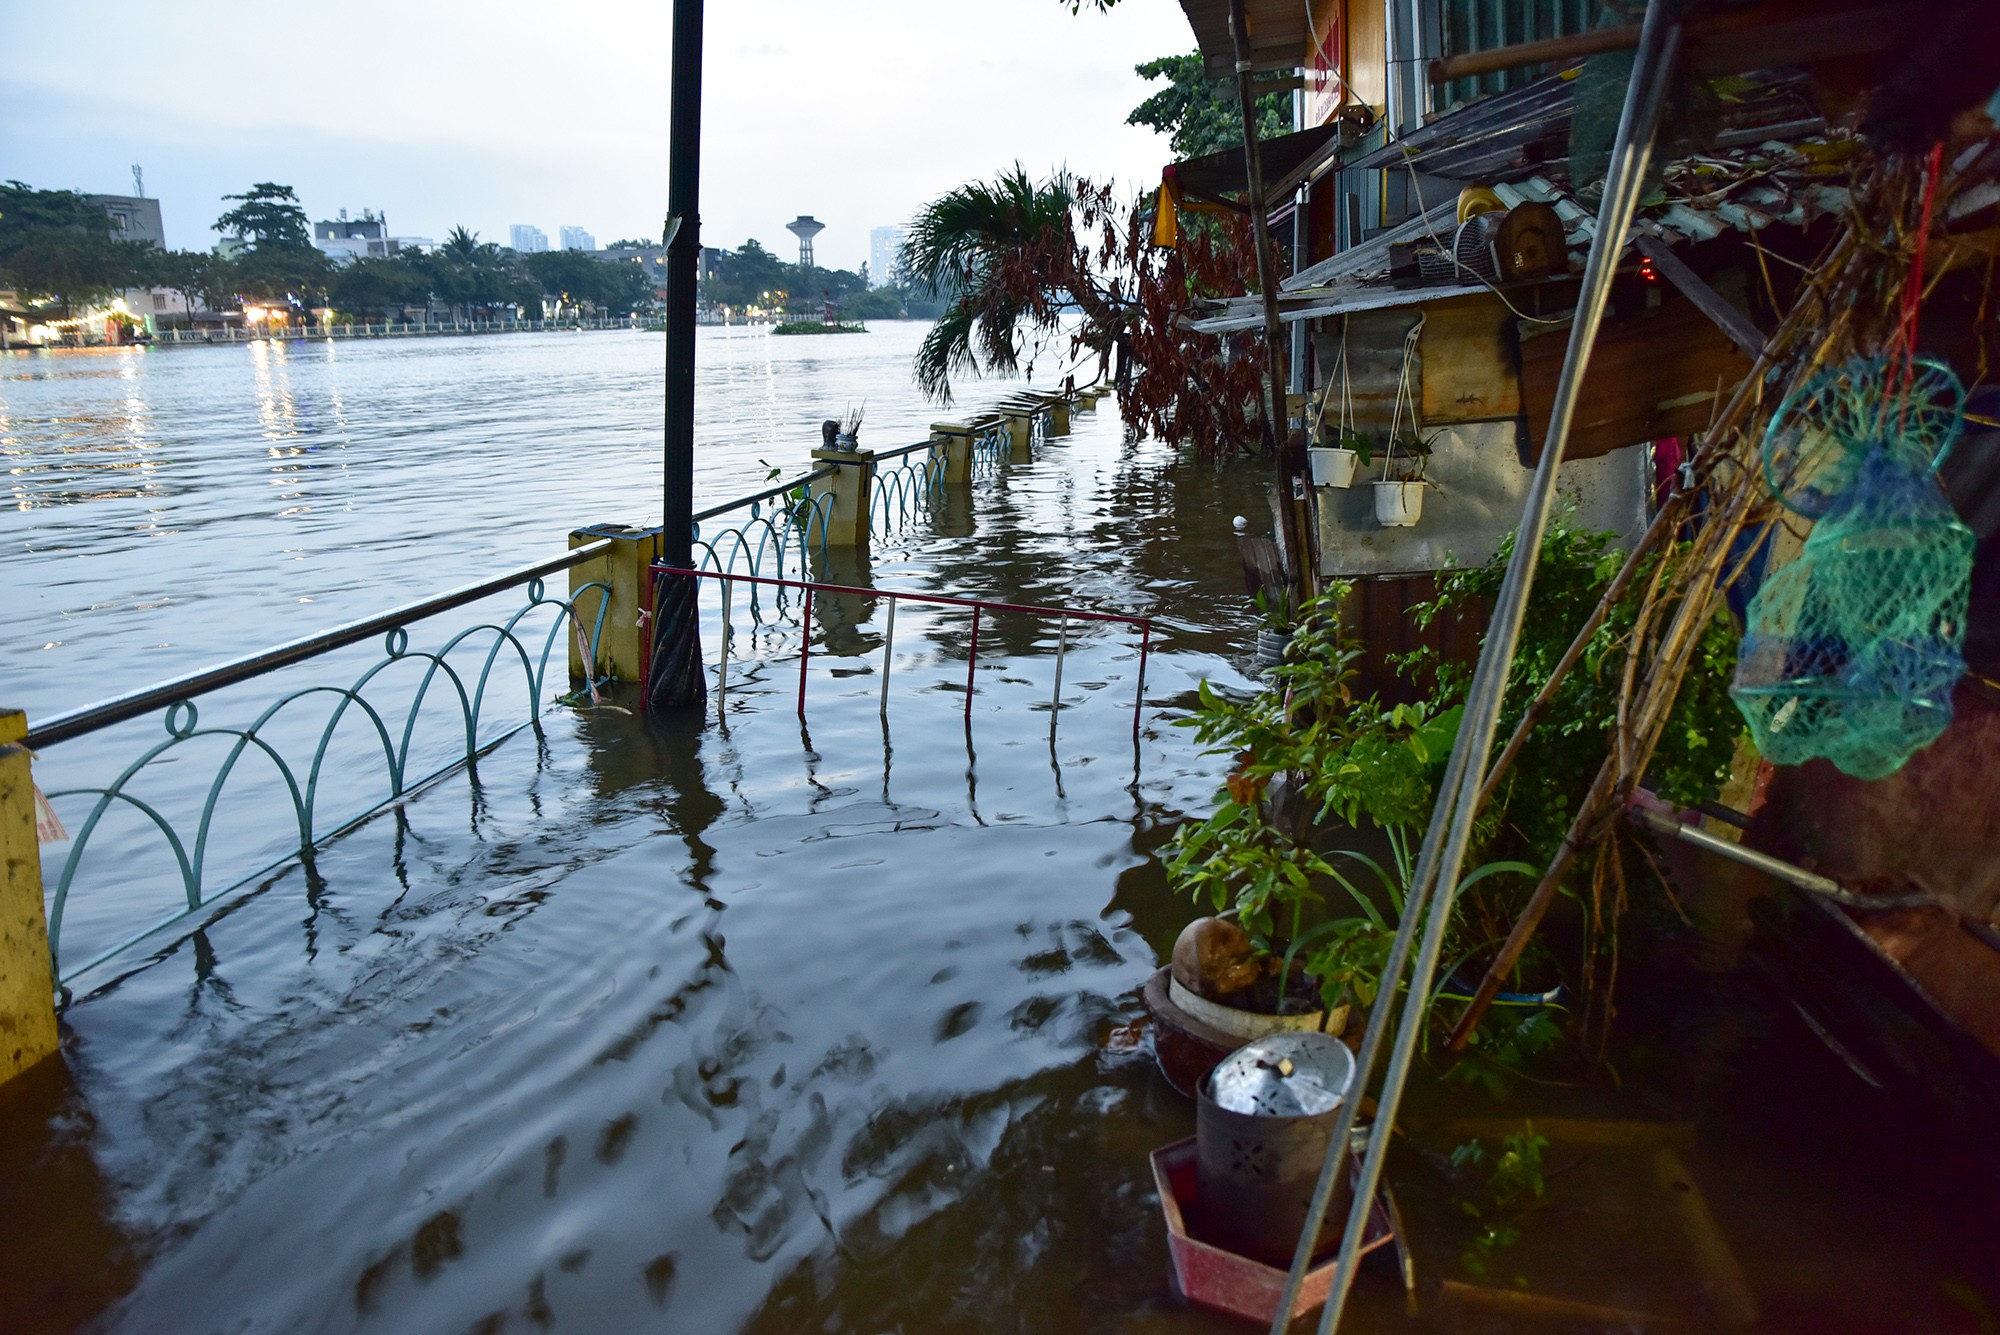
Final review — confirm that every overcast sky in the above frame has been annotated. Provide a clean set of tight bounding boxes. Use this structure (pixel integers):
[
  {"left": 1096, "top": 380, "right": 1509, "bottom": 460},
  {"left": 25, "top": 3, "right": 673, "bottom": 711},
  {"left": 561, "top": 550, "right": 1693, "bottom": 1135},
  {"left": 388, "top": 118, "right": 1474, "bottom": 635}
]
[{"left": 1, "top": 0, "right": 1197, "bottom": 272}]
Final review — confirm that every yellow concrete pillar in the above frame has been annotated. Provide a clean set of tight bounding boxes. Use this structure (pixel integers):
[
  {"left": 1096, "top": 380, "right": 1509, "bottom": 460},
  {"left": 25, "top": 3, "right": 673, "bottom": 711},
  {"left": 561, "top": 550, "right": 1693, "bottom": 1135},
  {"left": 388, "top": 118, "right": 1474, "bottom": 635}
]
[
  {"left": 1047, "top": 397, "right": 1072, "bottom": 435},
  {"left": 930, "top": 422, "right": 975, "bottom": 485},
  {"left": 809, "top": 446, "right": 876, "bottom": 546},
  {"left": 0, "top": 708, "right": 59, "bottom": 1086},
  {"left": 1003, "top": 410, "right": 1035, "bottom": 464},
  {"left": 568, "top": 525, "right": 663, "bottom": 683}
]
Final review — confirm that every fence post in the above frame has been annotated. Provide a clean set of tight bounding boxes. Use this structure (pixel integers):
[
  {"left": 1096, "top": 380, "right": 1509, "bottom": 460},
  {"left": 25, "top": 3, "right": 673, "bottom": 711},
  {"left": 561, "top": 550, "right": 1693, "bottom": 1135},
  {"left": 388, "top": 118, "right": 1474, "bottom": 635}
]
[
  {"left": 810, "top": 425, "right": 875, "bottom": 547},
  {"left": 567, "top": 525, "right": 663, "bottom": 684},
  {"left": 1047, "top": 395, "right": 1071, "bottom": 436},
  {"left": 1003, "top": 409, "right": 1035, "bottom": 464},
  {"left": 0, "top": 709, "right": 58, "bottom": 1087},
  {"left": 929, "top": 422, "right": 975, "bottom": 485}
]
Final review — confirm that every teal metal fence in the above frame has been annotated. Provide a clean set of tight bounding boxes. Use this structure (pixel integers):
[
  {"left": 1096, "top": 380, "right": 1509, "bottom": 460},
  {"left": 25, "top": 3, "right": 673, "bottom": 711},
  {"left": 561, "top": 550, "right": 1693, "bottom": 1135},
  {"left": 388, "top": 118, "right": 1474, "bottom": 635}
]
[{"left": 28, "top": 547, "right": 615, "bottom": 994}]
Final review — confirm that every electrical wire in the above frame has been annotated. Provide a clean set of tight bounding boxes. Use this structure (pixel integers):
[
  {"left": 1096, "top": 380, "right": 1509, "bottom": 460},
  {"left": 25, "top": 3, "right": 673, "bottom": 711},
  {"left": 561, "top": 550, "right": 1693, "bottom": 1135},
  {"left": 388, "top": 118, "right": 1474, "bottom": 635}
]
[{"left": 1406, "top": 159, "right": 1569, "bottom": 326}]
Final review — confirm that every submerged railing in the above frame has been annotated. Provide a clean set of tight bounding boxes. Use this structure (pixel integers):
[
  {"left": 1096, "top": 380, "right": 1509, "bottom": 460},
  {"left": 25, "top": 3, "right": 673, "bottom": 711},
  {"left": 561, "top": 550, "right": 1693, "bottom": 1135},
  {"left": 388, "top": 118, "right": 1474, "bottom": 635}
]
[
  {"left": 27, "top": 546, "right": 615, "bottom": 992},
  {"left": 869, "top": 439, "right": 949, "bottom": 536},
  {"left": 658, "top": 565, "right": 1153, "bottom": 738},
  {"left": 29, "top": 390, "right": 1083, "bottom": 991}
]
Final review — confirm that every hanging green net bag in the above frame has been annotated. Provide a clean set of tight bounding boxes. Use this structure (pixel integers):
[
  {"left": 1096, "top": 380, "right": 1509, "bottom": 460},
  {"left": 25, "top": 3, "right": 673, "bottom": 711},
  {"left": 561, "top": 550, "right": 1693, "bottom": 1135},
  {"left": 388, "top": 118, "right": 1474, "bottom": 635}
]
[{"left": 1731, "top": 358, "right": 1974, "bottom": 781}]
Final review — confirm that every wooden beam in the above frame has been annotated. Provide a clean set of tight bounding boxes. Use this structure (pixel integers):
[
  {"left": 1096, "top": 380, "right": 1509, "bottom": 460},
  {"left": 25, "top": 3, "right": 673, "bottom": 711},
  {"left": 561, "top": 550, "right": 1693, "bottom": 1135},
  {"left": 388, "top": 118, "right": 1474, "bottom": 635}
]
[
  {"left": 1428, "top": 1, "right": 1908, "bottom": 86},
  {"left": 1428, "top": 25, "right": 1639, "bottom": 85},
  {"left": 1632, "top": 234, "right": 1767, "bottom": 358}
]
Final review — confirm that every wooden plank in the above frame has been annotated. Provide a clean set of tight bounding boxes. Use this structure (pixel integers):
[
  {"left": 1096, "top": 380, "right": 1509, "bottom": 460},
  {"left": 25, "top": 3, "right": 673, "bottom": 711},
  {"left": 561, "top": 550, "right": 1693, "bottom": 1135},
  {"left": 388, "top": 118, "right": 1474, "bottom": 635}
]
[
  {"left": 1442, "top": 1280, "right": 1684, "bottom": 1328},
  {"left": 1517, "top": 298, "right": 1754, "bottom": 464},
  {"left": 1632, "top": 234, "right": 1766, "bottom": 358},
  {"left": 1419, "top": 293, "right": 1522, "bottom": 423}
]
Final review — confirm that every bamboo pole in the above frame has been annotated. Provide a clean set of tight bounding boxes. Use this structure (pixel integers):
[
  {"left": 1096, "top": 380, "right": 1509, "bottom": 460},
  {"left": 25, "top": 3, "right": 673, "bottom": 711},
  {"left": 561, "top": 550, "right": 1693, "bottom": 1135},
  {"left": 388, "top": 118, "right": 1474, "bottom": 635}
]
[
  {"left": 1275, "top": 12, "right": 1689, "bottom": 1332},
  {"left": 1227, "top": 0, "right": 1308, "bottom": 592},
  {"left": 1444, "top": 227, "right": 1872, "bottom": 1051}
]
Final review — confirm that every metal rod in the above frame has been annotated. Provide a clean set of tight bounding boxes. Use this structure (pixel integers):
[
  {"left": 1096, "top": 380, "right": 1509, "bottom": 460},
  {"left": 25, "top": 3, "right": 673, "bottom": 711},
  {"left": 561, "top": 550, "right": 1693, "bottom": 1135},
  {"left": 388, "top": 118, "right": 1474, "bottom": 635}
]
[
  {"left": 660, "top": 0, "right": 702, "bottom": 571},
  {"left": 647, "top": 0, "right": 707, "bottom": 715},
  {"left": 797, "top": 587, "right": 813, "bottom": 717},
  {"left": 1628, "top": 806, "right": 1939, "bottom": 909},
  {"left": 651, "top": 566, "right": 1152, "bottom": 630},
  {"left": 718, "top": 578, "right": 731, "bottom": 703},
  {"left": 965, "top": 606, "right": 981, "bottom": 721},
  {"left": 1133, "top": 622, "right": 1151, "bottom": 739},
  {"left": 693, "top": 465, "right": 836, "bottom": 522},
  {"left": 1227, "top": 0, "right": 1306, "bottom": 587},
  {"left": 24, "top": 540, "right": 615, "bottom": 750},
  {"left": 880, "top": 596, "right": 896, "bottom": 717},
  {"left": 1050, "top": 614, "right": 1068, "bottom": 734},
  {"left": 1290, "top": 11, "right": 1686, "bottom": 1332},
  {"left": 867, "top": 438, "right": 942, "bottom": 462}
]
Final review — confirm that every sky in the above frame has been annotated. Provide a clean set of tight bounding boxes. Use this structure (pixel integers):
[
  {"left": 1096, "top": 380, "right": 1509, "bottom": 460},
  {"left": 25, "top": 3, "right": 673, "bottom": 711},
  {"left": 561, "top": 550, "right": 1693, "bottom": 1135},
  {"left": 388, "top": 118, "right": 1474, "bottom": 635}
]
[{"left": 0, "top": 0, "right": 1198, "bottom": 273}]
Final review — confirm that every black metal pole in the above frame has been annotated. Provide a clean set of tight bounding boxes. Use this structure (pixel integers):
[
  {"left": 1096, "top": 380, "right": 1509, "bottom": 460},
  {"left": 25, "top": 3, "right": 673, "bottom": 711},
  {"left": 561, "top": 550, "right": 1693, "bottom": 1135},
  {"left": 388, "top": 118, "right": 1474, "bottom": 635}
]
[{"left": 650, "top": 0, "right": 707, "bottom": 713}]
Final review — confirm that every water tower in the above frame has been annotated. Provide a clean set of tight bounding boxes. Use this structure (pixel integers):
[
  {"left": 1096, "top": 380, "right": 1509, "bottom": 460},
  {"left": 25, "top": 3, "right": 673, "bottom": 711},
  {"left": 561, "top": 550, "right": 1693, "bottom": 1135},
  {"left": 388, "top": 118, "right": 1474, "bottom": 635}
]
[{"left": 785, "top": 215, "right": 825, "bottom": 270}]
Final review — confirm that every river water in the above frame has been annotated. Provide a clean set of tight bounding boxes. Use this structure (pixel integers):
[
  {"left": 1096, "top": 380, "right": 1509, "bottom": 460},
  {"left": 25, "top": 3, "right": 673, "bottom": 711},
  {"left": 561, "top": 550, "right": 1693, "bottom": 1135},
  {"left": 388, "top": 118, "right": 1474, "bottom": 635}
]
[{"left": 3, "top": 329, "right": 1995, "bottom": 1332}]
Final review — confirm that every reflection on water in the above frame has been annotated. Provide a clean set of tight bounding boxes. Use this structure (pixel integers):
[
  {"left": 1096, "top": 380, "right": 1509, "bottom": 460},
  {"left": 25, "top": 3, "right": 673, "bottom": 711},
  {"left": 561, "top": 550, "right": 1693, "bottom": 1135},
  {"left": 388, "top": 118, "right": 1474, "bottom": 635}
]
[{"left": 3, "top": 335, "right": 1996, "bottom": 1333}]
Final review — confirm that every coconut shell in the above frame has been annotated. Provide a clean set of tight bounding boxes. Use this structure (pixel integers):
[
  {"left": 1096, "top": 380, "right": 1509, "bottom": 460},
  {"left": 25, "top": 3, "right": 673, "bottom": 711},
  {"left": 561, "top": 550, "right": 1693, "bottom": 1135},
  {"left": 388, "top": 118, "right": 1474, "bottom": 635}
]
[{"left": 1170, "top": 917, "right": 1263, "bottom": 1002}]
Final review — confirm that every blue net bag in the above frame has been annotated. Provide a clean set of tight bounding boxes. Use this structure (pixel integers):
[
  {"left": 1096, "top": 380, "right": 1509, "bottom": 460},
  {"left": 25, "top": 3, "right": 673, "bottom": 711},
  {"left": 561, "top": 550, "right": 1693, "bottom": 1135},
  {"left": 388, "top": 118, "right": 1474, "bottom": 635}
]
[
  {"left": 1731, "top": 453, "right": 1972, "bottom": 779},
  {"left": 1732, "top": 370, "right": 1974, "bottom": 780}
]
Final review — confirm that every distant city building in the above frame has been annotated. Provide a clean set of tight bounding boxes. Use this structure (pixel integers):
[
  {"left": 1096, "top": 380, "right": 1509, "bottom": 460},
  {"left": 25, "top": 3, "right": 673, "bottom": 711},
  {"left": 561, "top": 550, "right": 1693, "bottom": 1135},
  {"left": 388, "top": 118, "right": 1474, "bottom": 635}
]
[
  {"left": 114, "top": 286, "right": 194, "bottom": 329},
  {"left": 869, "top": 226, "right": 905, "bottom": 288},
  {"left": 87, "top": 194, "right": 165, "bottom": 250},
  {"left": 314, "top": 210, "right": 391, "bottom": 263},
  {"left": 593, "top": 244, "right": 669, "bottom": 304},
  {"left": 390, "top": 236, "right": 436, "bottom": 255},
  {"left": 559, "top": 226, "right": 596, "bottom": 251},
  {"left": 510, "top": 224, "right": 549, "bottom": 254}
]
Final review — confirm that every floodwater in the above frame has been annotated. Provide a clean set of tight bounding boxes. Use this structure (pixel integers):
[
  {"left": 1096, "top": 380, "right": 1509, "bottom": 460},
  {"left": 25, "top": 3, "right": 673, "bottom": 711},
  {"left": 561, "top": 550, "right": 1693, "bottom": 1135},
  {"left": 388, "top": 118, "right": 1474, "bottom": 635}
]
[{"left": 3, "top": 329, "right": 1997, "bottom": 1333}]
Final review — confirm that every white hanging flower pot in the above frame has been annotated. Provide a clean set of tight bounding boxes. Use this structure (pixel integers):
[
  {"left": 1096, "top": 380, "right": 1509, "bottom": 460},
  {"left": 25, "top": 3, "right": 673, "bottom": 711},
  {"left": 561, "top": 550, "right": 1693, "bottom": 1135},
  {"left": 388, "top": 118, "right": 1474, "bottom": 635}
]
[
  {"left": 1307, "top": 446, "right": 1358, "bottom": 488},
  {"left": 1373, "top": 479, "right": 1427, "bottom": 527}
]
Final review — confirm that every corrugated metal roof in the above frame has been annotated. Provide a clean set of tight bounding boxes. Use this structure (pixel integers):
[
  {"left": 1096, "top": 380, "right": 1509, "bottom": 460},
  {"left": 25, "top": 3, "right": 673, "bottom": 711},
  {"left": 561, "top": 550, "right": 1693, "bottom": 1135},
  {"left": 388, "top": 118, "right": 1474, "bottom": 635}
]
[
  {"left": 1281, "top": 200, "right": 1461, "bottom": 292},
  {"left": 1187, "top": 280, "right": 1498, "bottom": 335},
  {"left": 1194, "top": 133, "right": 1853, "bottom": 337}
]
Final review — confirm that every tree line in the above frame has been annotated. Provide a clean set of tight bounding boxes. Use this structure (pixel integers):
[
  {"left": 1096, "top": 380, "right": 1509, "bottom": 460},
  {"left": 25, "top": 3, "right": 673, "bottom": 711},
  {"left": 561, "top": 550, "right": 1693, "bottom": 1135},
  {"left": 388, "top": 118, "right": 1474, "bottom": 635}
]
[
  {"left": 696, "top": 237, "right": 943, "bottom": 320},
  {"left": 3, "top": 179, "right": 950, "bottom": 327},
  {"left": 1, "top": 181, "right": 653, "bottom": 323}
]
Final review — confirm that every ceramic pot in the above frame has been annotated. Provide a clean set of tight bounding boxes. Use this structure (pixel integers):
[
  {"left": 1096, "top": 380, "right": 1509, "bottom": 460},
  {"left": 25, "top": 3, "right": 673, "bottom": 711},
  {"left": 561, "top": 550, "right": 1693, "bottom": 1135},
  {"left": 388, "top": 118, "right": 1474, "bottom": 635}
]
[{"left": 1144, "top": 967, "right": 1351, "bottom": 1099}]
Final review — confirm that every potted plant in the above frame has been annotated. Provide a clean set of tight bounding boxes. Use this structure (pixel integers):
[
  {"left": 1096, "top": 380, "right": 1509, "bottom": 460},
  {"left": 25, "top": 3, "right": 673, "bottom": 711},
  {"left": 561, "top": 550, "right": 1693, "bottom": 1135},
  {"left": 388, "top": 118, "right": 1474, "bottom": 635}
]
[
  {"left": 1252, "top": 588, "right": 1296, "bottom": 673},
  {"left": 1374, "top": 429, "right": 1442, "bottom": 527},
  {"left": 1306, "top": 360, "right": 1370, "bottom": 490},
  {"left": 1150, "top": 594, "right": 1467, "bottom": 1090},
  {"left": 1149, "top": 589, "right": 1543, "bottom": 1095},
  {"left": 1310, "top": 427, "right": 1373, "bottom": 489}
]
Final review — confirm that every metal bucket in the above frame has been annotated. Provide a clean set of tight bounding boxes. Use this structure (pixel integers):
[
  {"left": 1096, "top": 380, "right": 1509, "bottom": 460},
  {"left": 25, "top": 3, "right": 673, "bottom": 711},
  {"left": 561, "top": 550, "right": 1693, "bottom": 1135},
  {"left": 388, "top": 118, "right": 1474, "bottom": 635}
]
[{"left": 1195, "top": 1031, "right": 1355, "bottom": 1266}]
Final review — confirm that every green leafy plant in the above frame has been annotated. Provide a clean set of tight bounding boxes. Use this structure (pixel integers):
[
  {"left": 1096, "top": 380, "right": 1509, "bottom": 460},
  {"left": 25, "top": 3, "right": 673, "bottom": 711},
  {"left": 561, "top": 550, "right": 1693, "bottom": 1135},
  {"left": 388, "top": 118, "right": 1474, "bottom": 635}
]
[
  {"left": 1403, "top": 515, "right": 1742, "bottom": 899},
  {"left": 1451, "top": 1121, "right": 1550, "bottom": 1279},
  {"left": 1336, "top": 427, "right": 1377, "bottom": 468},
  {"left": 1170, "top": 590, "right": 1533, "bottom": 1017},
  {"left": 1383, "top": 428, "right": 1444, "bottom": 485}
]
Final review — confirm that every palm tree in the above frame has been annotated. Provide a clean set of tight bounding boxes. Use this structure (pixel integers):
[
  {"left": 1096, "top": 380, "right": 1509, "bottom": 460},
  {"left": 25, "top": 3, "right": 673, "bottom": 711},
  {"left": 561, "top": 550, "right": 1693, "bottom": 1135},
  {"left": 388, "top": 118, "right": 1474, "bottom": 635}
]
[
  {"left": 903, "top": 165, "right": 1270, "bottom": 461},
  {"left": 441, "top": 225, "right": 482, "bottom": 264},
  {"left": 900, "top": 166, "right": 1131, "bottom": 405}
]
